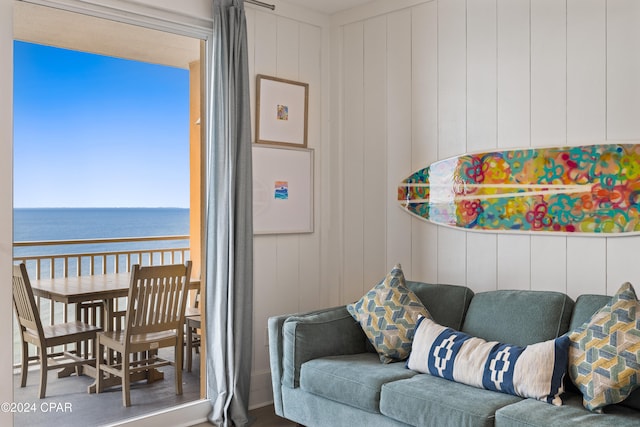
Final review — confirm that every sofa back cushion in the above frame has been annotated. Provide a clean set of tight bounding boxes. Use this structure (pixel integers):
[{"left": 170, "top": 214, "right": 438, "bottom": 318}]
[
  {"left": 406, "top": 281, "right": 474, "bottom": 331},
  {"left": 564, "top": 294, "right": 611, "bottom": 396},
  {"left": 569, "top": 294, "right": 610, "bottom": 330},
  {"left": 461, "top": 290, "right": 574, "bottom": 346}
]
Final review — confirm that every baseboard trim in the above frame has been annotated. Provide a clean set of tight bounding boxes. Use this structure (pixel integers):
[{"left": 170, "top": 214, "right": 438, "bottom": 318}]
[
  {"left": 249, "top": 400, "right": 274, "bottom": 411},
  {"left": 105, "top": 399, "right": 211, "bottom": 427}
]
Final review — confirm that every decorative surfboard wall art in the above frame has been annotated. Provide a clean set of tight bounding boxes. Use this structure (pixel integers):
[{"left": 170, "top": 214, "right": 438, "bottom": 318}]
[{"left": 398, "top": 143, "right": 640, "bottom": 235}]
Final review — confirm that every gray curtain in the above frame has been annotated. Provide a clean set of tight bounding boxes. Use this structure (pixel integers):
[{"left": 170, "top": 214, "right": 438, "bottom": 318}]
[{"left": 205, "top": 0, "right": 253, "bottom": 426}]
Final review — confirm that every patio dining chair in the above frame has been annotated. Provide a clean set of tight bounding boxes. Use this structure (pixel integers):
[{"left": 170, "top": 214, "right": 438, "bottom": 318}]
[
  {"left": 95, "top": 261, "right": 192, "bottom": 407},
  {"left": 184, "top": 311, "right": 201, "bottom": 372},
  {"left": 184, "top": 287, "right": 201, "bottom": 372},
  {"left": 12, "top": 263, "right": 102, "bottom": 398}
]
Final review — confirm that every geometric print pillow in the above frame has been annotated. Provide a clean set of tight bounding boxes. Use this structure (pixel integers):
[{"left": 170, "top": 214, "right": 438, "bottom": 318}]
[
  {"left": 347, "top": 264, "right": 431, "bottom": 363},
  {"left": 568, "top": 282, "right": 640, "bottom": 412},
  {"left": 407, "top": 316, "right": 570, "bottom": 406}
]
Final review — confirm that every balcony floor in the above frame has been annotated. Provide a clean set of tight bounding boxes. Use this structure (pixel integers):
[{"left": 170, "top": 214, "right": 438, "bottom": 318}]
[{"left": 13, "top": 349, "right": 201, "bottom": 427}]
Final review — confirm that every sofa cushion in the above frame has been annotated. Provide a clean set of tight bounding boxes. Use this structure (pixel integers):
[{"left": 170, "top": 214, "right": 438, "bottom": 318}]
[
  {"left": 281, "top": 386, "right": 415, "bottom": 427},
  {"left": 299, "top": 353, "right": 417, "bottom": 414},
  {"left": 347, "top": 264, "right": 431, "bottom": 363},
  {"left": 569, "top": 294, "right": 611, "bottom": 331},
  {"left": 406, "top": 281, "right": 474, "bottom": 330},
  {"left": 380, "top": 374, "right": 522, "bottom": 427},
  {"left": 569, "top": 282, "right": 640, "bottom": 412},
  {"left": 495, "top": 393, "right": 640, "bottom": 427},
  {"left": 407, "top": 316, "right": 569, "bottom": 405},
  {"left": 462, "top": 289, "right": 574, "bottom": 346}
]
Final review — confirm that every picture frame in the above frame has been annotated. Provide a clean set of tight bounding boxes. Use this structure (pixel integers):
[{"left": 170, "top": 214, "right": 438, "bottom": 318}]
[
  {"left": 252, "top": 144, "right": 314, "bottom": 234},
  {"left": 255, "top": 74, "right": 309, "bottom": 147}
]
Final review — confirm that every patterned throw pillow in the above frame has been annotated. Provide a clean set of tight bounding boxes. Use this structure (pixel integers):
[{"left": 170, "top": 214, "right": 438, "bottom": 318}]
[
  {"left": 346, "top": 264, "right": 431, "bottom": 363},
  {"left": 568, "top": 282, "right": 640, "bottom": 412},
  {"left": 407, "top": 316, "right": 570, "bottom": 406}
]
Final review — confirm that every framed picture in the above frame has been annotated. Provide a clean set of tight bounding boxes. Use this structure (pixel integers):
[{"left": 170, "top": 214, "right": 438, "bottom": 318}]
[
  {"left": 252, "top": 144, "right": 314, "bottom": 234},
  {"left": 255, "top": 74, "right": 309, "bottom": 147}
]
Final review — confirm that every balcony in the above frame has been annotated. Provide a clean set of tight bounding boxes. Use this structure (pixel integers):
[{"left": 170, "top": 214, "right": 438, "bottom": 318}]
[
  {"left": 14, "top": 235, "right": 191, "bottom": 278},
  {"left": 12, "top": 236, "right": 202, "bottom": 427}
]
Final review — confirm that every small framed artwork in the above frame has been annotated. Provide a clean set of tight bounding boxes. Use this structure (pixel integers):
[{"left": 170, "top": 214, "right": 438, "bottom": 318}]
[
  {"left": 252, "top": 144, "right": 314, "bottom": 234},
  {"left": 255, "top": 74, "right": 309, "bottom": 147}
]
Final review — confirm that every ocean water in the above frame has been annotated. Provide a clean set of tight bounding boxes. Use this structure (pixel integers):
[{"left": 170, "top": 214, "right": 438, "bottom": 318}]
[{"left": 13, "top": 207, "right": 190, "bottom": 257}]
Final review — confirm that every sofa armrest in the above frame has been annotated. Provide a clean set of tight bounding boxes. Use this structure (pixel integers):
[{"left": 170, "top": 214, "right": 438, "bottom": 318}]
[
  {"left": 268, "top": 306, "right": 367, "bottom": 413},
  {"left": 268, "top": 313, "right": 290, "bottom": 416}
]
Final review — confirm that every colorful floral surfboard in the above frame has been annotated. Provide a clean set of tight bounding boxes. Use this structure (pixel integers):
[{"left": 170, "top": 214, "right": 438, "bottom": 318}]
[{"left": 398, "top": 144, "right": 640, "bottom": 234}]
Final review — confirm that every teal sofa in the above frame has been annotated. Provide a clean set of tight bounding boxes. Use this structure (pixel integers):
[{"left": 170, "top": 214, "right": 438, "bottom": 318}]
[{"left": 268, "top": 281, "right": 640, "bottom": 426}]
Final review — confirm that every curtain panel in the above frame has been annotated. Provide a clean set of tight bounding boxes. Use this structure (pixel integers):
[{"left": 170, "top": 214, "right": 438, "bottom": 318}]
[{"left": 205, "top": 0, "right": 253, "bottom": 425}]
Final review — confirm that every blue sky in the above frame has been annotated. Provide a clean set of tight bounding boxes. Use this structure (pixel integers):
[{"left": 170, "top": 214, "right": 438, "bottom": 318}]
[{"left": 13, "top": 41, "right": 190, "bottom": 208}]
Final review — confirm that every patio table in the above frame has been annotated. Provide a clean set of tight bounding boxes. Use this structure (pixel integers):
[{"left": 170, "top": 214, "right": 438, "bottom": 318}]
[{"left": 29, "top": 272, "right": 200, "bottom": 393}]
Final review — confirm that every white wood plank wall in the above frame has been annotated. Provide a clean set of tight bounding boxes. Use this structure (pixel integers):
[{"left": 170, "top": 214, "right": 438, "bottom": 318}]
[
  {"left": 243, "top": 0, "right": 640, "bottom": 408},
  {"left": 410, "top": 3, "right": 439, "bottom": 283},
  {"left": 245, "top": 6, "right": 326, "bottom": 408},
  {"left": 333, "top": 0, "right": 640, "bottom": 303}
]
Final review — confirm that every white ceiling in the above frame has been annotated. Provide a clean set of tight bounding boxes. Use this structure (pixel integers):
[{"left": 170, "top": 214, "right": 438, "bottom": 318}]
[
  {"left": 284, "top": 0, "right": 374, "bottom": 15},
  {"left": 14, "top": 2, "right": 201, "bottom": 69},
  {"left": 14, "top": 0, "right": 375, "bottom": 70}
]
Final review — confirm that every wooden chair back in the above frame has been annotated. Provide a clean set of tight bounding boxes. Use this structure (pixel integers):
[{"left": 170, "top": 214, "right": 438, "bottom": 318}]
[
  {"left": 12, "top": 263, "right": 45, "bottom": 342},
  {"left": 124, "top": 262, "right": 192, "bottom": 338}
]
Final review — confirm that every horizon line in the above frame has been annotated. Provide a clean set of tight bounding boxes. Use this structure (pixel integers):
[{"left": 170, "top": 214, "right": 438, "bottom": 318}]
[{"left": 13, "top": 206, "right": 190, "bottom": 209}]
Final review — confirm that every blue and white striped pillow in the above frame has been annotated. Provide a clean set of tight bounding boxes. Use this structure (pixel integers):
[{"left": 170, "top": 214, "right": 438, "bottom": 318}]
[{"left": 407, "top": 316, "right": 570, "bottom": 406}]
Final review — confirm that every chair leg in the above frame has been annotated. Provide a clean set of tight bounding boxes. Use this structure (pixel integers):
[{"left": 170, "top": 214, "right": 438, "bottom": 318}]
[
  {"left": 175, "top": 342, "right": 183, "bottom": 396},
  {"left": 75, "top": 339, "right": 83, "bottom": 377},
  {"left": 96, "top": 340, "right": 104, "bottom": 394},
  {"left": 186, "top": 326, "right": 193, "bottom": 372},
  {"left": 122, "top": 353, "right": 131, "bottom": 407},
  {"left": 38, "top": 350, "right": 48, "bottom": 399},
  {"left": 20, "top": 341, "right": 29, "bottom": 388}
]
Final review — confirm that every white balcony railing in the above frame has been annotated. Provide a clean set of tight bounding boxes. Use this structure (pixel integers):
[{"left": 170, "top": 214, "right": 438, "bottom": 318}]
[{"left": 13, "top": 235, "right": 190, "bottom": 279}]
